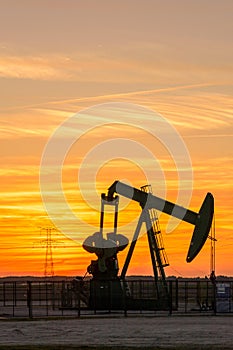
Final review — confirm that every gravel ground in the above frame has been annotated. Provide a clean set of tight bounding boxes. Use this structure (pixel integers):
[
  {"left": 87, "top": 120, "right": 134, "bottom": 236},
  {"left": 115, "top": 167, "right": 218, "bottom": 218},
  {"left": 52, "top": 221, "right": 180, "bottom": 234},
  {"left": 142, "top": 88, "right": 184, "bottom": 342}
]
[{"left": 0, "top": 315, "right": 233, "bottom": 349}]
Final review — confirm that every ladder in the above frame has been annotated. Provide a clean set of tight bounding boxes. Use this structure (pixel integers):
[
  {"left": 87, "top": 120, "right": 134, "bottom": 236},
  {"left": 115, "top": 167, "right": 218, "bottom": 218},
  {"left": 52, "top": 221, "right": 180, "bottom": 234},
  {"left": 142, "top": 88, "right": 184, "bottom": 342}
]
[
  {"left": 140, "top": 185, "right": 169, "bottom": 272},
  {"left": 140, "top": 185, "right": 169, "bottom": 302}
]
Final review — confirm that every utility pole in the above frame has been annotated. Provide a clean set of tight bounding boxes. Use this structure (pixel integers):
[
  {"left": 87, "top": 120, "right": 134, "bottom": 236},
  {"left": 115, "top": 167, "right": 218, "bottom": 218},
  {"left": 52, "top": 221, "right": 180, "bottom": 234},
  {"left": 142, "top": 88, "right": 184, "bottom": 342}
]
[{"left": 209, "top": 216, "right": 217, "bottom": 283}]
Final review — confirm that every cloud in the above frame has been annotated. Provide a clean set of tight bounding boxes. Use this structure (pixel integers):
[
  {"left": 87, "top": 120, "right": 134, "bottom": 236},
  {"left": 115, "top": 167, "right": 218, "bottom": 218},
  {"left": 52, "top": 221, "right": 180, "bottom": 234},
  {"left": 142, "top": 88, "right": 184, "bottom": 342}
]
[
  {"left": 0, "top": 53, "right": 134, "bottom": 82},
  {"left": 1, "top": 49, "right": 232, "bottom": 86},
  {"left": 35, "top": 85, "right": 233, "bottom": 135},
  {"left": 0, "top": 55, "right": 71, "bottom": 80},
  {"left": 0, "top": 107, "right": 72, "bottom": 139}
]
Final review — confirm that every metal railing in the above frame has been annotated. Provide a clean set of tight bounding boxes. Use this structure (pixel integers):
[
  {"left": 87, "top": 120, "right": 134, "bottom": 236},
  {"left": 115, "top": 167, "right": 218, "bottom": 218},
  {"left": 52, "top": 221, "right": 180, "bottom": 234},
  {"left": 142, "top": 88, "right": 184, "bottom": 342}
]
[{"left": 0, "top": 279, "right": 232, "bottom": 318}]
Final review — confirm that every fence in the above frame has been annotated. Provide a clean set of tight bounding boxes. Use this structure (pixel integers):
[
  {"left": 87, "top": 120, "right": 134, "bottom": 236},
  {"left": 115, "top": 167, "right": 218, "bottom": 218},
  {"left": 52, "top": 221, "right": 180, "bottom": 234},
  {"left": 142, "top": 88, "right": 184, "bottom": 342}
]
[{"left": 0, "top": 279, "right": 232, "bottom": 318}]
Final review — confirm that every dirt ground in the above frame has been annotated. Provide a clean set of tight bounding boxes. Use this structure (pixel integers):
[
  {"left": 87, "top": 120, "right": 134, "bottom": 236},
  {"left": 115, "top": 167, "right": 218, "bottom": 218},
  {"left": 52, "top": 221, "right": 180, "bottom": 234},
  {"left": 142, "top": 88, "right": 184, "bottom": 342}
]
[{"left": 0, "top": 315, "right": 233, "bottom": 349}]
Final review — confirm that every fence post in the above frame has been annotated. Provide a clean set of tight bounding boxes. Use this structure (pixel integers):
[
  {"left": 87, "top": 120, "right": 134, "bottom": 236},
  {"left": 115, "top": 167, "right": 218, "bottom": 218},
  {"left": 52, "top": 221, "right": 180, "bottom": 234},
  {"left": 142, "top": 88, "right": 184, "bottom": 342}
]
[
  {"left": 168, "top": 281, "right": 172, "bottom": 315},
  {"left": 185, "top": 281, "right": 188, "bottom": 313},
  {"left": 13, "top": 281, "right": 17, "bottom": 306},
  {"left": 77, "top": 279, "right": 81, "bottom": 318},
  {"left": 122, "top": 280, "right": 127, "bottom": 317},
  {"left": 175, "top": 279, "right": 178, "bottom": 311},
  {"left": 27, "top": 281, "right": 33, "bottom": 319},
  {"left": 3, "top": 282, "right": 6, "bottom": 306},
  {"left": 108, "top": 280, "right": 111, "bottom": 314},
  {"left": 46, "top": 282, "right": 49, "bottom": 316},
  {"left": 52, "top": 282, "right": 55, "bottom": 310},
  {"left": 12, "top": 283, "right": 15, "bottom": 317},
  {"left": 213, "top": 281, "right": 217, "bottom": 315}
]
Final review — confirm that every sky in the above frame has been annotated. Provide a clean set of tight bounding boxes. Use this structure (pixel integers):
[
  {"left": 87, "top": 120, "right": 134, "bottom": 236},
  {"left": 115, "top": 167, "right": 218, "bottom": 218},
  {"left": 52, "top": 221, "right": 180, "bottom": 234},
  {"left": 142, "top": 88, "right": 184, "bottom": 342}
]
[{"left": 0, "top": 0, "right": 232, "bottom": 278}]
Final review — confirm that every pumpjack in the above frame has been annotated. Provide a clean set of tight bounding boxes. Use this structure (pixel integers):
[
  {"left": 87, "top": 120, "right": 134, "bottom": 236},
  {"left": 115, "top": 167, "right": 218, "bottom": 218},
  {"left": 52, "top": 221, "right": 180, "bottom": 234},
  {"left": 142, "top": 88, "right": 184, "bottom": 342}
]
[{"left": 82, "top": 181, "right": 214, "bottom": 310}]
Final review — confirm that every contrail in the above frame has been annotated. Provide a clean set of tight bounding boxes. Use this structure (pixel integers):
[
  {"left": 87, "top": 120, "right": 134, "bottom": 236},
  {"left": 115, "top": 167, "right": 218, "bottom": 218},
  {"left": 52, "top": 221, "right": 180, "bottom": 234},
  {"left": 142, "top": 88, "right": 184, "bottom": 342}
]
[
  {"left": 44, "top": 82, "right": 218, "bottom": 105},
  {"left": 3, "top": 82, "right": 221, "bottom": 111}
]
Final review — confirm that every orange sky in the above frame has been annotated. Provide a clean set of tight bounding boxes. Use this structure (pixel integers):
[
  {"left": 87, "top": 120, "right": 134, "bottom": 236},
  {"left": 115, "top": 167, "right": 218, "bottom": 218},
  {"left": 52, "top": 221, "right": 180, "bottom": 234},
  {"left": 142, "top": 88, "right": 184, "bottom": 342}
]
[{"left": 0, "top": 1, "right": 232, "bottom": 277}]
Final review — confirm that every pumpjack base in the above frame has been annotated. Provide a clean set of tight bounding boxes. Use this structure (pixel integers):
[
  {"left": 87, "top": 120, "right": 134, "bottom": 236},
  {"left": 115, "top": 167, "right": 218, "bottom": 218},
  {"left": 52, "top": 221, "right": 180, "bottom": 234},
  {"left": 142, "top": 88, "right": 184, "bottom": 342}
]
[
  {"left": 89, "top": 278, "right": 125, "bottom": 309},
  {"left": 88, "top": 277, "right": 172, "bottom": 311}
]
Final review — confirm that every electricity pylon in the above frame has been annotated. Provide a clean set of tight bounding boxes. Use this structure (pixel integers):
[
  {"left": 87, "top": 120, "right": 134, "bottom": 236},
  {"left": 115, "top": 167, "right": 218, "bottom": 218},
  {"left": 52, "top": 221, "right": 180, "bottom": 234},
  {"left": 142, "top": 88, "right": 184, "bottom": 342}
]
[{"left": 39, "top": 227, "right": 57, "bottom": 277}]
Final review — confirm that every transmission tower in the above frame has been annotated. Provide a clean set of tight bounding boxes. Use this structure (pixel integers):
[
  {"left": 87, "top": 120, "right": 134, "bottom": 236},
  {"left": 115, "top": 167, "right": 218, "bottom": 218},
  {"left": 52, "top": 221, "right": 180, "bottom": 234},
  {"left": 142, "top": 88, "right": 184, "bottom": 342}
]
[{"left": 39, "top": 227, "right": 57, "bottom": 277}]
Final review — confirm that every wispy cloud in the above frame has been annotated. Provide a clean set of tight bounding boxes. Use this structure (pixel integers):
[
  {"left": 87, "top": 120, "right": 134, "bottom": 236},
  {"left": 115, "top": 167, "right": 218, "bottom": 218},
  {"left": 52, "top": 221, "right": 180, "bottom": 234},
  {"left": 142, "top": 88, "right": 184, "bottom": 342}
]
[
  {"left": 0, "top": 55, "right": 74, "bottom": 80},
  {"left": 39, "top": 86, "right": 233, "bottom": 137},
  {"left": 0, "top": 53, "right": 136, "bottom": 82},
  {"left": 1, "top": 49, "right": 232, "bottom": 87}
]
